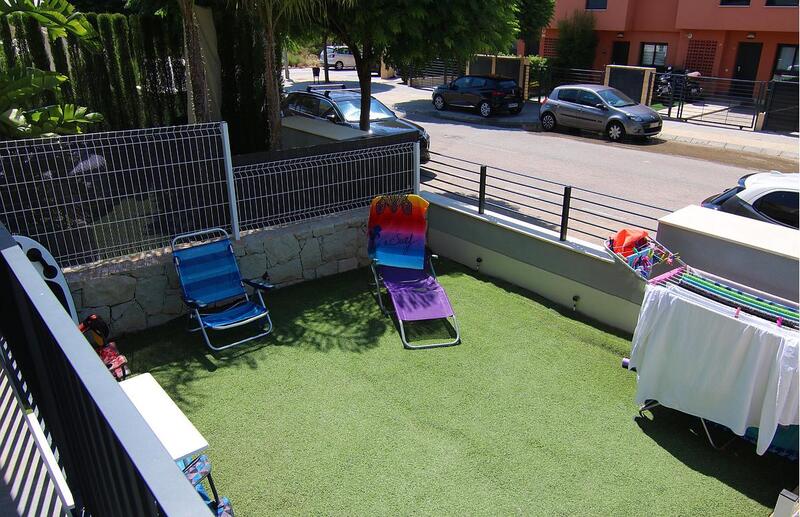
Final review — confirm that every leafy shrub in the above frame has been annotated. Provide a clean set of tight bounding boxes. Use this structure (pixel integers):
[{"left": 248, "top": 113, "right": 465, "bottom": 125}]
[{"left": 555, "top": 10, "right": 597, "bottom": 69}]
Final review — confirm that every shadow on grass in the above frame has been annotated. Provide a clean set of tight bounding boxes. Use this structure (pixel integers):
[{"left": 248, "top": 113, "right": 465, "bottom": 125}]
[
  {"left": 636, "top": 406, "right": 799, "bottom": 507},
  {"left": 121, "top": 268, "right": 390, "bottom": 401}
]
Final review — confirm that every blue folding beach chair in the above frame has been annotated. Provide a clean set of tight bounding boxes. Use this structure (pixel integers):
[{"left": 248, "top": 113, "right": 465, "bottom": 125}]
[{"left": 171, "top": 228, "right": 273, "bottom": 351}]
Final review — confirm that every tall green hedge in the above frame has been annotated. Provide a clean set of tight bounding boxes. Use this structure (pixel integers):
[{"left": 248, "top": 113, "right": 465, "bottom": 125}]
[
  {"left": 215, "top": 8, "right": 270, "bottom": 154},
  {"left": 0, "top": 11, "right": 186, "bottom": 131}
]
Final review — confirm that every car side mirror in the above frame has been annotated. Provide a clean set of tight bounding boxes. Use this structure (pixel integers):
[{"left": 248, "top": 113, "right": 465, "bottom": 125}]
[
  {"left": 450, "top": 82, "right": 457, "bottom": 90},
  {"left": 596, "top": 103, "right": 608, "bottom": 110},
  {"left": 326, "top": 113, "right": 338, "bottom": 123}
]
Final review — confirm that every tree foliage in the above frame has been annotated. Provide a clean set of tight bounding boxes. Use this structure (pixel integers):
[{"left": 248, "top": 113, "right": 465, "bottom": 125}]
[
  {"left": 0, "top": 67, "right": 102, "bottom": 137},
  {"left": 554, "top": 9, "right": 596, "bottom": 69},
  {"left": 323, "top": 0, "right": 519, "bottom": 130},
  {"left": 517, "top": 0, "right": 554, "bottom": 54},
  {"left": 0, "top": 0, "right": 101, "bottom": 50},
  {"left": 0, "top": 0, "right": 103, "bottom": 138}
]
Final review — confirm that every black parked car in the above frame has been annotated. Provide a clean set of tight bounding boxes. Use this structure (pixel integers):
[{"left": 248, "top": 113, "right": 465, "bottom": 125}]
[
  {"left": 282, "top": 86, "right": 430, "bottom": 162},
  {"left": 432, "top": 75, "right": 524, "bottom": 117}
]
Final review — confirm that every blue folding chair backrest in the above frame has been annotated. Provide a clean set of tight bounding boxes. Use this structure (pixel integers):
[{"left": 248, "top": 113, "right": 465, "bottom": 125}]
[{"left": 173, "top": 238, "right": 245, "bottom": 306}]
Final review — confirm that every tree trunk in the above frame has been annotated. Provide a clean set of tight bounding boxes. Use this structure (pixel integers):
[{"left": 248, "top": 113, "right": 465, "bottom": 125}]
[
  {"left": 353, "top": 51, "right": 373, "bottom": 131},
  {"left": 261, "top": 6, "right": 282, "bottom": 150},
  {"left": 178, "top": 0, "right": 210, "bottom": 123},
  {"left": 323, "top": 34, "right": 330, "bottom": 83}
]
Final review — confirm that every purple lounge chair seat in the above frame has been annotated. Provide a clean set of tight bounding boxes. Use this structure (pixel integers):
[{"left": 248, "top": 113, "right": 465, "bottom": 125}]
[
  {"left": 379, "top": 266, "right": 455, "bottom": 322},
  {"left": 368, "top": 194, "right": 460, "bottom": 349}
]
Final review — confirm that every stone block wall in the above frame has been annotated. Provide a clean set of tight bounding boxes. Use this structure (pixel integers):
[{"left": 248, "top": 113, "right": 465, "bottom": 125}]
[{"left": 66, "top": 209, "right": 370, "bottom": 336}]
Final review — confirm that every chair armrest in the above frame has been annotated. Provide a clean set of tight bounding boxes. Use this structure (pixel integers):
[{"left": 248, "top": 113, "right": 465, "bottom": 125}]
[
  {"left": 244, "top": 278, "right": 274, "bottom": 291},
  {"left": 183, "top": 298, "right": 208, "bottom": 309}
]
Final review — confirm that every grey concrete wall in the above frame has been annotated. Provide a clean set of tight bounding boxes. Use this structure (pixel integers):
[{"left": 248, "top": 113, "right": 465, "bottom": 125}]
[
  {"left": 66, "top": 210, "right": 369, "bottom": 336},
  {"left": 423, "top": 193, "right": 644, "bottom": 334},
  {"left": 657, "top": 206, "right": 799, "bottom": 303}
]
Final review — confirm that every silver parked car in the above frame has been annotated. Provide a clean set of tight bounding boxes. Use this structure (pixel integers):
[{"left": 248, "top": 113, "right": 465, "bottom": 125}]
[{"left": 539, "top": 84, "right": 662, "bottom": 141}]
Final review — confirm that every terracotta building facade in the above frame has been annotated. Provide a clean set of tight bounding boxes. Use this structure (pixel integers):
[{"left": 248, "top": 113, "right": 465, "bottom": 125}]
[{"left": 542, "top": 0, "right": 799, "bottom": 82}]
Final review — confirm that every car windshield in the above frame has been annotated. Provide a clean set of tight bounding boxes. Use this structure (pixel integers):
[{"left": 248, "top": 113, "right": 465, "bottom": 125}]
[
  {"left": 597, "top": 88, "right": 637, "bottom": 107},
  {"left": 337, "top": 98, "right": 395, "bottom": 122}
]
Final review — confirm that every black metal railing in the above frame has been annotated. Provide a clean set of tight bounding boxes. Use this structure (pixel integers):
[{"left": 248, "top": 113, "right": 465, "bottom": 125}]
[
  {"left": 421, "top": 152, "right": 671, "bottom": 243},
  {"left": 0, "top": 224, "right": 211, "bottom": 516}
]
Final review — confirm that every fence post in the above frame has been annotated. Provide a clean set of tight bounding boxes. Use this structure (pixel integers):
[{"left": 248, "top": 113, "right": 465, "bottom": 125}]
[
  {"left": 478, "top": 165, "right": 487, "bottom": 214},
  {"left": 413, "top": 141, "right": 420, "bottom": 195},
  {"left": 220, "top": 122, "right": 240, "bottom": 240},
  {"left": 559, "top": 185, "right": 572, "bottom": 241}
]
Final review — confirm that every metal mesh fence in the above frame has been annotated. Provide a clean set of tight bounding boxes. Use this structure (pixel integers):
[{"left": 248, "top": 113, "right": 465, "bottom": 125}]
[
  {"left": 649, "top": 73, "right": 765, "bottom": 129},
  {"left": 0, "top": 123, "right": 230, "bottom": 267},
  {"left": 235, "top": 142, "right": 416, "bottom": 231}
]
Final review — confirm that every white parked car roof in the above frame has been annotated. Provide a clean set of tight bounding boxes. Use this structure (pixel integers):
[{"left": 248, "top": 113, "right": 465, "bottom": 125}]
[{"left": 738, "top": 172, "right": 800, "bottom": 204}]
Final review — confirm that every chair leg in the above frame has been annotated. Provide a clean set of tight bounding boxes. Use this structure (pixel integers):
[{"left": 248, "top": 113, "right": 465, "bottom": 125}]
[
  {"left": 198, "top": 312, "right": 273, "bottom": 352},
  {"left": 398, "top": 315, "right": 461, "bottom": 350},
  {"left": 206, "top": 472, "right": 220, "bottom": 507},
  {"left": 700, "top": 418, "right": 737, "bottom": 450},
  {"left": 369, "top": 263, "right": 390, "bottom": 315},
  {"left": 638, "top": 400, "right": 661, "bottom": 418}
]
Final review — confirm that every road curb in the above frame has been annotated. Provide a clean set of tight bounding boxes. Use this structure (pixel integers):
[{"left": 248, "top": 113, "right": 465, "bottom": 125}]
[{"left": 656, "top": 133, "right": 799, "bottom": 160}]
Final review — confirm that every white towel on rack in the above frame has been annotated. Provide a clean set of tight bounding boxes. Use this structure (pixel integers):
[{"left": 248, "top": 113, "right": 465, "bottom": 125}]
[{"left": 629, "top": 284, "right": 799, "bottom": 455}]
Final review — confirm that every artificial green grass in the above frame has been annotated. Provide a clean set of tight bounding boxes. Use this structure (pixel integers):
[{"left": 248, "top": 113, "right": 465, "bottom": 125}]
[{"left": 123, "top": 261, "right": 797, "bottom": 516}]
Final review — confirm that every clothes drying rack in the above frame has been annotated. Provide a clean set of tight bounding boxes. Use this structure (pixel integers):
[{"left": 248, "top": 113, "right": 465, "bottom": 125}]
[{"left": 611, "top": 231, "right": 799, "bottom": 453}]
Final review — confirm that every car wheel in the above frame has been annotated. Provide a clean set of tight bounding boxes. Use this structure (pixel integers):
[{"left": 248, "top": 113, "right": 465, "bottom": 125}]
[
  {"left": 478, "top": 101, "right": 492, "bottom": 118},
  {"left": 540, "top": 112, "right": 556, "bottom": 131},
  {"left": 433, "top": 94, "right": 446, "bottom": 111},
  {"left": 335, "top": 61, "right": 344, "bottom": 70},
  {"left": 606, "top": 121, "right": 625, "bottom": 142}
]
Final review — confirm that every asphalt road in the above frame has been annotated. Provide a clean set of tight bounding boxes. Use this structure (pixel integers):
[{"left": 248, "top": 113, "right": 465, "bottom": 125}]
[
  {"left": 286, "top": 68, "right": 779, "bottom": 243},
  {"left": 411, "top": 112, "right": 754, "bottom": 242}
]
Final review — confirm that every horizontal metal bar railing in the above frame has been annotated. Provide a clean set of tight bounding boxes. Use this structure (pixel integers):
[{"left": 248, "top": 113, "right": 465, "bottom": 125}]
[{"left": 420, "top": 152, "right": 668, "bottom": 243}]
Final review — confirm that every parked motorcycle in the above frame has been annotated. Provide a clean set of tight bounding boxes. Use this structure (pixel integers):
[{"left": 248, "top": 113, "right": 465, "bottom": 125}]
[{"left": 656, "top": 67, "right": 703, "bottom": 103}]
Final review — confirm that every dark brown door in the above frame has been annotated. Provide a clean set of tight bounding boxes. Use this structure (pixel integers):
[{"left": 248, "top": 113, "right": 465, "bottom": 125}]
[
  {"left": 731, "top": 42, "right": 762, "bottom": 96},
  {"left": 611, "top": 41, "right": 630, "bottom": 65}
]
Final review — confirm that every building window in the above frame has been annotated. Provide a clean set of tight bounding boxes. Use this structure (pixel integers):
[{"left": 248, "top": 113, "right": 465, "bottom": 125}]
[
  {"left": 772, "top": 44, "right": 799, "bottom": 80},
  {"left": 765, "top": 0, "right": 798, "bottom": 5},
  {"left": 586, "top": 0, "right": 607, "bottom": 9},
  {"left": 640, "top": 43, "right": 668, "bottom": 67},
  {"left": 719, "top": 0, "right": 750, "bottom": 5}
]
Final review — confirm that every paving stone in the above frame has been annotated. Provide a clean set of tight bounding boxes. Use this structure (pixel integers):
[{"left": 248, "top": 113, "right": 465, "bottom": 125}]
[
  {"left": 166, "top": 265, "right": 181, "bottom": 289},
  {"left": 163, "top": 291, "right": 185, "bottom": 315},
  {"left": 265, "top": 233, "right": 300, "bottom": 265},
  {"left": 243, "top": 232, "right": 266, "bottom": 254},
  {"left": 129, "top": 264, "right": 165, "bottom": 278},
  {"left": 135, "top": 276, "right": 167, "bottom": 315},
  {"left": 239, "top": 253, "right": 267, "bottom": 280},
  {"left": 321, "top": 227, "right": 358, "bottom": 261},
  {"left": 269, "top": 259, "right": 303, "bottom": 284},
  {"left": 312, "top": 224, "right": 335, "bottom": 237},
  {"left": 300, "top": 238, "right": 323, "bottom": 269},
  {"left": 147, "top": 313, "right": 180, "bottom": 327},
  {"left": 111, "top": 300, "right": 147, "bottom": 333},
  {"left": 338, "top": 257, "right": 358, "bottom": 272},
  {"left": 80, "top": 305, "right": 110, "bottom": 324},
  {"left": 315, "top": 261, "right": 338, "bottom": 278},
  {"left": 83, "top": 275, "right": 136, "bottom": 307}
]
